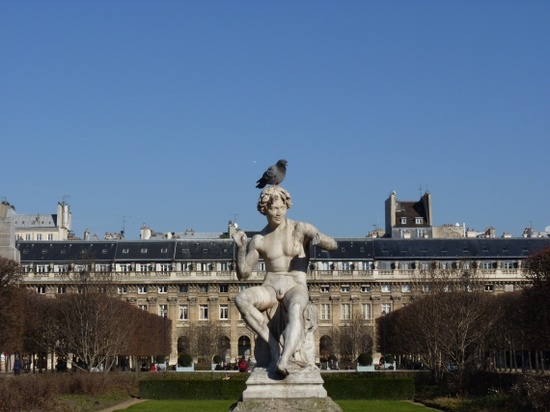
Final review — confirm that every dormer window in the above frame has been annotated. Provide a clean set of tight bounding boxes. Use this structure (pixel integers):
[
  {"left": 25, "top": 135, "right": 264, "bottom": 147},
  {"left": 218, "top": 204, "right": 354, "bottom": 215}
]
[
  {"left": 400, "top": 217, "right": 407, "bottom": 224},
  {"left": 415, "top": 217, "right": 423, "bottom": 224}
]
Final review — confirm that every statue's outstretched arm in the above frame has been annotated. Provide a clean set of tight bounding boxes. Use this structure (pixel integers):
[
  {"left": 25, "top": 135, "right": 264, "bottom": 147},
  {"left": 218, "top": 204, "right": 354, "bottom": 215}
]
[
  {"left": 312, "top": 232, "right": 337, "bottom": 251},
  {"left": 300, "top": 222, "right": 337, "bottom": 251}
]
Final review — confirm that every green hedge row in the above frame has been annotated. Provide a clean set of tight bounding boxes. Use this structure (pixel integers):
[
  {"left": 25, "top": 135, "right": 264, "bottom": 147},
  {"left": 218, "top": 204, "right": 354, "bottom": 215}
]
[
  {"left": 139, "top": 372, "right": 417, "bottom": 400},
  {"left": 322, "top": 375, "right": 415, "bottom": 400},
  {"left": 140, "top": 378, "right": 246, "bottom": 400}
]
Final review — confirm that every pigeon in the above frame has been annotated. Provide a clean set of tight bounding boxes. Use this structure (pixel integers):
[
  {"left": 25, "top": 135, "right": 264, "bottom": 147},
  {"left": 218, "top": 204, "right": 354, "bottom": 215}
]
[{"left": 255, "top": 159, "right": 288, "bottom": 188}]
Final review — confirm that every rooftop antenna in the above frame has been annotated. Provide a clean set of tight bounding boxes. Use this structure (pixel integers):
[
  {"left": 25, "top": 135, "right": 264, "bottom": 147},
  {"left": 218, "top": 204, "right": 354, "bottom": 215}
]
[{"left": 122, "top": 216, "right": 131, "bottom": 234}]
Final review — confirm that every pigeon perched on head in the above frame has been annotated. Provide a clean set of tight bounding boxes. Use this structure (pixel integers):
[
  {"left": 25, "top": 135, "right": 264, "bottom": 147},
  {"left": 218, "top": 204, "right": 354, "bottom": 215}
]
[{"left": 255, "top": 159, "right": 287, "bottom": 188}]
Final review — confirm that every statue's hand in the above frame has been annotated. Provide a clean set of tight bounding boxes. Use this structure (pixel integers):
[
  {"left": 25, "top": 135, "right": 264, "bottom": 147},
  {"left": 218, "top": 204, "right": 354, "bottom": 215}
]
[
  {"left": 233, "top": 231, "right": 248, "bottom": 248},
  {"left": 311, "top": 233, "right": 321, "bottom": 246}
]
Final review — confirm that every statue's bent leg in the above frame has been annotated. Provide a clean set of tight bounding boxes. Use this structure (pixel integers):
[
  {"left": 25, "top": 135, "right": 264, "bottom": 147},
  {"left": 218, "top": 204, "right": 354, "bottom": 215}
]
[
  {"left": 276, "top": 286, "right": 309, "bottom": 375},
  {"left": 235, "top": 287, "right": 281, "bottom": 365}
]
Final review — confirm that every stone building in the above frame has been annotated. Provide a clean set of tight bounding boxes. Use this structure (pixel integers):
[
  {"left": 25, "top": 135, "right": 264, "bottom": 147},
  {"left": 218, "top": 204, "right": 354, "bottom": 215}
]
[
  {"left": 13, "top": 201, "right": 72, "bottom": 242},
  {"left": 16, "top": 236, "right": 550, "bottom": 367}
]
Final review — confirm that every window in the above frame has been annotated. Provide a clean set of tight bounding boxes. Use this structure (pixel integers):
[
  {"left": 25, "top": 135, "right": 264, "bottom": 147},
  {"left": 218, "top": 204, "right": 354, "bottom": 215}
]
[
  {"left": 219, "top": 284, "right": 229, "bottom": 293},
  {"left": 139, "top": 263, "right": 152, "bottom": 272},
  {"left": 137, "top": 286, "right": 148, "bottom": 294},
  {"left": 118, "top": 286, "right": 128, "bottom": 294},
  {"left": 55, "top": 264, "right": 68, "bottom": 273},
  {"left": 398, "top": 261, "right": 411, "bottom": 270},
  {"left": 381, "top": 303, "right": 392, "bottom": 315},
  {"left": 484, "top": 284, "right": 494, "bottom": 292},
  {"left": 138, "top": 304, "right": 148, "bottom": 311},
  {"left": 97, "top": 264, "right": 110, "bottom": 272},
  {"left": 36, "top": 286, "right": 46, "bottom": 294},
  {"left": 417, "top": 229, "right": 427, "bottom": 238},
  {"left": 400, "top": 217, "right": 407, "bottom": 224},
  {"left": 401, "top": 284, "right": 411, "bottom": 293},
  {"left": 320, "top": 285, "right": 330, "bottom": 293},
  {"left": 199, "top": 305, "right": 209, "bottom": 320},
  {"left": 158, "top": 285, "right": 168, "bottom": 294},
  {"left": 440, "top": 261, "right": 451, "bottom": 269},
  {"left": 36, "top": 265, "right": 48, "bottom": 273},
  {"left": 141, "top": 248, "right": 148, "bottom": 254},
  {"left": 159, "top": 263, "right": 170, "bottom": 272},
  {"left": 37, "top": 234, "right": 42, "bottom": 240},
  {"left": 481, "top": 261, "right": 495, "bottom": 270},
  {"left": 341, "top": 303, "right": 351, "bottom": 320},
  {"left": 57, "top": 286, "right": 66, "bottom": 294},
  {"left": 361, "top": 261, "right": 373, "bottom": 270},
  {"left": 362, "top": 303, "right": 371, "bottom": 320},
  {"left": 199, "top": 285, "right": 208, "bottom": 293},
  {"left": 415, "top": 217, "right": 423, "bottom": 224},
  {"left": 158, "top": 304, "right": 168, "bottom": 316},
  {"left": 381, "top": 284, "right": 391, "bottom": 293},
  {"left": 320, "top": 303, "right": 331, "bottom": 320},
  {"left": 239, "top": 285, "right": 249, "bottom": 292},
  {"left": 361, "top": 284, "right": 371, "bottom": 293},
  {"left": 340, "top": 285, "right": 350, "bottom": 293},
  {"left": 179, "top": 284, "right": 188, "bottom": 293},
  {"left": 179, "top": 305, "right": 188, "bottom": 320},
  {"left": 47, "top": 234, "right": 54, "bottom": 240},
  {"left": 219, "top": 305, "right": 229, "bottom": 320}
]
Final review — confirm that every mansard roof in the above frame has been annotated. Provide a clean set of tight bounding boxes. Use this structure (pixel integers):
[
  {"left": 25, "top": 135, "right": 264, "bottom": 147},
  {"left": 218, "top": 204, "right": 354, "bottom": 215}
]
[
  {"left": 16, "top": 239, "right": 236, "bottom": 263},
  {"left": 16, "top": 237, "right": 550, "bottom": 264},
  {"left": 316, "top": 237, "right": 550, "bottom": 261}
]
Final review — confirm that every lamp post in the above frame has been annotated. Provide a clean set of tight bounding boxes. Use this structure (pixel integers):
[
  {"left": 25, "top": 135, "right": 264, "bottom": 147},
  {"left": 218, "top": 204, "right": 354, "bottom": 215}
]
[
  {"left": 163, "top": 308, "right": 167, "bottom": 369},
  {"left": 381, "top": 310, "right": 386, "bottom": 370}
]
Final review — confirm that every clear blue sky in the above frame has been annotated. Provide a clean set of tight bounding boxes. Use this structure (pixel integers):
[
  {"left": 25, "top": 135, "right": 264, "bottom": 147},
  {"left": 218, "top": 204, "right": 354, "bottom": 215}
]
[{"left": 1, "top": 1, "right": 549, "bottom": 239}]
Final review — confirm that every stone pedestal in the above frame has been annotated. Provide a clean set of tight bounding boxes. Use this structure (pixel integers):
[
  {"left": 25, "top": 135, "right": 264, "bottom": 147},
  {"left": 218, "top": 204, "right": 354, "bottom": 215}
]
[{"left": 229, "top": 368, "right": 342, "bottom": 412}]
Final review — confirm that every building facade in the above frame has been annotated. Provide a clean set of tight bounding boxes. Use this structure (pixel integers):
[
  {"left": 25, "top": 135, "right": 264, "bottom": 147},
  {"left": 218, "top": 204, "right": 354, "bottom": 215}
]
[
  {"left": 16, "top": 236, "right": 550, "bottom": 366},
  {"left": 13, "top": 201, "right": 72, "bottom": 242}
]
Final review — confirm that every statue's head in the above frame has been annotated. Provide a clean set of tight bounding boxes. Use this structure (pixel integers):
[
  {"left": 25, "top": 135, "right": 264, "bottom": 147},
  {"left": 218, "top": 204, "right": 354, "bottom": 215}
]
[{"left": 257, "top": 186, "right": 292, "bottom": 216}]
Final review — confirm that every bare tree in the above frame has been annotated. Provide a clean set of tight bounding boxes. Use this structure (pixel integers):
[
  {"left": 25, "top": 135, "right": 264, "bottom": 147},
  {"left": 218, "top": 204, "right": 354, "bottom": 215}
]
[
  {"left": 42, "top": 252, "right": 135, "bottom": 372},
  {"left": 520, "top": 247, "right": 550, "bottom": 370},
  {"left": 0, "top": 257, "right": 21, "bottom": 289},
  {"left": 0, "top": 286, "right": 25, "bottom": 355},
  {"left": 334, "top": 309, "right": 373, "bottom": 363},
  {"left": 179, "top": 320, "right": 227, "bottom": 363},
  {"left": 389, "top": 261, "right": 503, "bottom": 389}
]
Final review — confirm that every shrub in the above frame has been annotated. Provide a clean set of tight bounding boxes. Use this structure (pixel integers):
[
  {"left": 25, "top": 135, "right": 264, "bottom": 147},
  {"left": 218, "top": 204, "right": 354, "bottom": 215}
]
[
  {"left": 0, "top": 372, "right": 139, "bottom": 412},
  {"left": 357, "top": 353, "right": 373, "bottom": 366},
  {"left": 384, "top": 354, "right": 395, "bottom": 363},
  {"left": 139, "top": 374, "right": 247, "bottom": 400},
  {"left": 328, "top": 354, "right": 338, "bottom": 362},
  {"left": 178, "top": 353, "right": 193, "bottom": 367},
  {"left": 213, "top": 355, "right": 223, "bottom": 364},
  {"left": 322, "top": 375, "right": 415, "bottom": 400},
  {"left": 512, "top": 374, "right": 550, "bottom": 412}
]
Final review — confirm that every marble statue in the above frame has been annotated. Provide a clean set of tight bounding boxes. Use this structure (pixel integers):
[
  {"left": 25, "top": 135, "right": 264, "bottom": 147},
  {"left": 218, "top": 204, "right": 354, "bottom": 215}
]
[{"left": 233, "top": 186, "right": 337, "bottom": 376}]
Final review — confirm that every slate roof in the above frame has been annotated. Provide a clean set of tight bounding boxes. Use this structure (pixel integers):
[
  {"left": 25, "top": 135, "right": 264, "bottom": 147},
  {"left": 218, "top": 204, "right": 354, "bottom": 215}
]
[{"left": 16, "top": 237, "right": 550, "bottom": 263}]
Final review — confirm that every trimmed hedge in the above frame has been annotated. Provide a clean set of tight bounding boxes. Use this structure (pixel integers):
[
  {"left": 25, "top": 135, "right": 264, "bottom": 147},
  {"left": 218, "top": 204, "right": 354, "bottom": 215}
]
[
  {"left": 139, "top": 372, "right": 417, "bottom": 400},
  {"left": 140, "top": 373, "right": 247, "bottom": 400},
  {"left": 323, "top": 375, "right": 415, "bottom": 400}
]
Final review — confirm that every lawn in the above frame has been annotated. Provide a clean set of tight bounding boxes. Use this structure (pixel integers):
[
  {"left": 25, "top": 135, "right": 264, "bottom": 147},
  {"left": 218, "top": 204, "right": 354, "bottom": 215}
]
[{"left": 116, "top": 399, "right": 435, "bottom": 412}]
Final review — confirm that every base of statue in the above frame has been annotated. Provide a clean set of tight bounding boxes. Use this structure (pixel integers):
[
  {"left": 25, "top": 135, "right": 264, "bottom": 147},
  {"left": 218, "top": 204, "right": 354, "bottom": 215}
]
[{"left": 229, "top": 367, "right": 342, "bottom": 412}]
